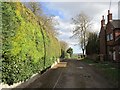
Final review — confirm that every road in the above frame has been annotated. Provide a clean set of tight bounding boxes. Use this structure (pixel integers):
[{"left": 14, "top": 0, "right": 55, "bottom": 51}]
[{"left": 23, "top": 59, "right": 114, "bottom": 88}]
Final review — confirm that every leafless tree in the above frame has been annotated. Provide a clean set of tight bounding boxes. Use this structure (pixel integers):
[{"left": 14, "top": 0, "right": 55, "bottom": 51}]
[
  {"left": 60, "top": 41, "right": 68, "bottom": 51},
  {"left": 72, "top": 12, "right": 91, "bottom": 56},
  {"left": 60, "top": 41, "right": 68, "bottom": 58},
  {"left": 28, "top": 2, "right": 59, "bottom": 66},
  {"left": 28, "top": 2, "right": 59, "bottom": 36},
  {"left": 29, "top": 2, "right": 42, "bottom": 16}
]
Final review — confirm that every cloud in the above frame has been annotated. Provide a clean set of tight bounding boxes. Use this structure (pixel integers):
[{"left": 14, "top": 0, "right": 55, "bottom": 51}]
[
  {"left": 43, "top": 2, "right": 118, "bottom": 32},
  {"left": 53, "top": 16, "right": 75, "bottom": 43},
  {"left": 42, "top": 2, "right": 118, "bottom": 53},
  {"left": 52, "top": 16, "right": 81, "bottom": 53},
  {"left": 42, "top": 2, "right": 118, "bottom": 19}
]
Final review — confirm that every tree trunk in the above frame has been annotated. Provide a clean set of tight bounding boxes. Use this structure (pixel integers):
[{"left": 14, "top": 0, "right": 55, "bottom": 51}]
[{"left": 82, "top": 48, "right": 84, "bottom": 56}]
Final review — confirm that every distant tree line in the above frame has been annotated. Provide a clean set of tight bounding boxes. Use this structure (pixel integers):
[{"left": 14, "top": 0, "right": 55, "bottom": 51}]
[{"left": 86, "top": 32, "right": 99, "bottom": 55}]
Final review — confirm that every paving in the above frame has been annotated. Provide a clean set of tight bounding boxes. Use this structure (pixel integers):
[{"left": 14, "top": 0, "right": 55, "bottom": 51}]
[{"left": 22, "top": 59, "right": 114, "bottom": 88}]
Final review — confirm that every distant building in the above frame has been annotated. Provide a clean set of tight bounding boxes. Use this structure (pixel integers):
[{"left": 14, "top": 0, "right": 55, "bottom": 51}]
[{"left": 99, "top": 10, "right": 120, "bottom": 62}]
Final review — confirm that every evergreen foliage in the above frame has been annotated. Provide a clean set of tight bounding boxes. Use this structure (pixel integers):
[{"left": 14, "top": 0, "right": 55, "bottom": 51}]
[
  {"left": 86, "top": 32, "right": 99, "bottom": 55},
  {"left": 66, "top": 47, "right": 73, "bottom": 58},
  {"left": 2, "top": 2, "right": 61, "bottom": 85}
]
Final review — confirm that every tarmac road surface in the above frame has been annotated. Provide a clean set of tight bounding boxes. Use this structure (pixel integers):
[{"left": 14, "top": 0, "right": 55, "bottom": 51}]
[{"left": 23, "top": 59, "right": 114, "bottom": 89}]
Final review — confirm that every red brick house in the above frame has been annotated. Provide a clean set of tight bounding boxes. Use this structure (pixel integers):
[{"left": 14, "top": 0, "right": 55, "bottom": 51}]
[{"left": 99, "top": 10, "right": 120, "bottom": 62}]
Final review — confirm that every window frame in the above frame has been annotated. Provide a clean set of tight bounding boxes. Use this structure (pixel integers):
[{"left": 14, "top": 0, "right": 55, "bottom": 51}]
[{"left": 109, "top": 33, "right": 113, "bottom": 40}]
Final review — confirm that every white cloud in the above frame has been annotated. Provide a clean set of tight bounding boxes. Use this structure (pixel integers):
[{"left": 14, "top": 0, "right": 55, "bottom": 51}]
[
  {"left": 54, "top": 16, "right": 74, "bottom": 42},
  {"left": 53, "top": 15, "right": 74, "bottom": 38},
  {"left": 48, "top": 2, "right": 118, "bottom": 53},
  {"left": 53, "top": 16, "right": 75, "bottom": 30},
  {"left": 53, "top": 16, "right": 80, "bottom": 53}
]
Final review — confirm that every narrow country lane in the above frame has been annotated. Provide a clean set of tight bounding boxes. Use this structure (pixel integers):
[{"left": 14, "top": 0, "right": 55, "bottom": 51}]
[
  {"left": 22, "top": 59, "right": 114, "bottom": 89},
  {"left": 2, "top": 2, "right": 120, "bottom": 90}
]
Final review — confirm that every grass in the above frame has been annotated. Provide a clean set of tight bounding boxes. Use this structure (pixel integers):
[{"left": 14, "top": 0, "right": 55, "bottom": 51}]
[
  {"left": 71, "top": 54, "right": 83, "bottom": 59},
  {"left": 81, "top": 58, "right": 120, "bottom": 87}
]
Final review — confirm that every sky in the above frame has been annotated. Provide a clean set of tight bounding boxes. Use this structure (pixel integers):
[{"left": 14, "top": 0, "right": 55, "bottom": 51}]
[
  {"left": 40, "top": 1, "right": 119, "bottom": 54},
  {"left": 19, "top": 0, "right": 119, "bottom": 54}
]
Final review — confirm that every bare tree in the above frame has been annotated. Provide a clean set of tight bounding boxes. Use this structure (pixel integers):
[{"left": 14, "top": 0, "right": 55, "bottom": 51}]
[
  {"left": 60, "top": 41, "right": 68, "bottom": 51},
  {"left": 22, "top": 2, "right": 59, "bottom": 68},
  {"left": 29, "top": 2, "right": 42, "bottom": 16},
  {"left": 26, "top": 2, "right": 57, "bottom": 67},
  {"left": 60, "top": 41, "right": 68, "bottom": 58},
  {"left": 72, "top": 12, "right": 91, "bottom": 56},
  {"left": 41, "top": 16, "right": 59, "bottom": 36},
  {"left": 26, "top": 2, "right": 59, "bottom": 36}
]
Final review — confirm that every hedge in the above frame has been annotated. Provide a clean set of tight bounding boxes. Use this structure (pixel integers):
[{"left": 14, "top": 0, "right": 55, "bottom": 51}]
[{"left": 2, "top": 2, "right": 61, "bottom": 85}]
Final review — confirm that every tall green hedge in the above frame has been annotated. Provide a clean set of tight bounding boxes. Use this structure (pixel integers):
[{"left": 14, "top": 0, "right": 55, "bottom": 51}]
[
  {"left": 2, "top": 2, "right": 61, "bottom": 85},
  {"left": 45, "top": 33, "right": 61, "bottom": 67}
]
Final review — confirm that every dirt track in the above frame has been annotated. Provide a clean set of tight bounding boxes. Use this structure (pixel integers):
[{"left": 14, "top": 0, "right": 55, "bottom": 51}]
[{"left": 22, "top": 59, "right": 114, "bottom": 88}]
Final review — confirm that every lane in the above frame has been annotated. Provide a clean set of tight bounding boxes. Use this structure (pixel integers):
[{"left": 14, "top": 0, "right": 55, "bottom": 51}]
[
  {"left": 23, "top": 59, "right": 114, "bottom": 88},
  {"left": 23, "top": 62, "right": 66, "bottom": 88},
  {"left": 54, "top": 60, "right": 86, "bottom": 88},
  {"left": 57, "top": 60, "right": 112, "bottom": 88}
]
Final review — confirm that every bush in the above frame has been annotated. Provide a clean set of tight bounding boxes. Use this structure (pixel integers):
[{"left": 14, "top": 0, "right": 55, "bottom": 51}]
[{"left": 2, "top": 2, "right": 61, "bottom": 85}]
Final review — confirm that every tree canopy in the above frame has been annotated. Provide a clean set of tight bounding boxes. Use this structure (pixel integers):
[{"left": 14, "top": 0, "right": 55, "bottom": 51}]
[
  {"left": 60, "top": 41, "right": 68, "bottom": 58},
  {"left": 86, "top": 32, "right": 99, "bottom": 55},
  {"left": 66, "top": 47, "right": 73, "bottom": 57}
]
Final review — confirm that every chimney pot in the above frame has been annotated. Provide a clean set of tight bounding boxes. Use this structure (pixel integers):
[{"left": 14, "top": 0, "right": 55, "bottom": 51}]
[
  {"left": 101, "top": 15, "right": 105, "bottom": 27},
  {"left": 108, "top": 10, "right": 110, "bottom": 14},
  {"left": 107, "top": 10, "right": 112, "bottom": 22},
  {"left": 102, "top": 15, "right": 104, "bottom": 20}
]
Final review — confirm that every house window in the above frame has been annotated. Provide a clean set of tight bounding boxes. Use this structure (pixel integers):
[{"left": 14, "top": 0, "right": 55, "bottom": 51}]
[
  {"left": 107, "top": 35, "right": 109, "bottom": 41},
  {"left": 110, "top": 33, "right": 113, "bottom": 40},
  {"left": 107, "top": 33, "right": 113, "bottom": 41}
]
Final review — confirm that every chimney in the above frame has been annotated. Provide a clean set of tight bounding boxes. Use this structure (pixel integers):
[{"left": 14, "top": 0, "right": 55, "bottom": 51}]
[
  {"left": 101, "top": 15, "right": 105, "bottom": 27},
  {"left": 107, "top": 10, "right": 112, "bottom": 22}
]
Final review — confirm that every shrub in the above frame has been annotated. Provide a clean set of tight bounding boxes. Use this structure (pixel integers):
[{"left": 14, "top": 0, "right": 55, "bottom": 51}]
[{"left": 2, "top": 2, "right": 61, "bottom": 85}]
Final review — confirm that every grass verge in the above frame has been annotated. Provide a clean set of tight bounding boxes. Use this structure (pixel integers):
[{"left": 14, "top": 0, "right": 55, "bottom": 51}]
[{"left": 81, "top": 58, "right": 120, "bottom": 88}]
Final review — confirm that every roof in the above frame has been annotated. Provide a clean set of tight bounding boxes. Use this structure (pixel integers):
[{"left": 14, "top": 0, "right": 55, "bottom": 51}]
[{"left": 111, "top": 20, "right": 120, "bottom": 29}]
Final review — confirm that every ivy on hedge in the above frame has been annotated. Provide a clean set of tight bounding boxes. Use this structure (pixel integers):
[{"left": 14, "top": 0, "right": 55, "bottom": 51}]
[{"left": 2, "top": 2, "right": 61, "bottom": 85}]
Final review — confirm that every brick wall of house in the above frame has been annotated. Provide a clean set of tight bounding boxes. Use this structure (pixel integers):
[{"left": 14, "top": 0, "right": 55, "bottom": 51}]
[
  {"left": 99, "top": 28, "right": 107, "bottom": 60},
  {"left": 99, "top": 10, "right": 120, "bottom": 62},
  {"left": 99, "top": 16, "right": 107, "bottom": 61}
]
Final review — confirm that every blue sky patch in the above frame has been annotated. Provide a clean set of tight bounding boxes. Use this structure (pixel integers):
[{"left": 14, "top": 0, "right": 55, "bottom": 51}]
[{"left": 40, "top": 2, "right": 65, "bottom": 19}]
